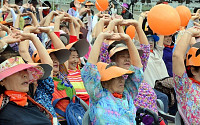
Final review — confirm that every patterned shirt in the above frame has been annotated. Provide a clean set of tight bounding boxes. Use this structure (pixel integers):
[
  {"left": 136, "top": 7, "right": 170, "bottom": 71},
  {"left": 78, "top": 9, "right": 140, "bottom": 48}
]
[
  {"left": 173, "top": 72, "right": 200, "bottom": 124},
  {"left": 100, "top": 43, "right": 158, "bottom": 114},
  {"left": 81, "top": 62, "right": 144, "bottom": 125},
  {"left": 34, "top": 77, "right": 57, "bottom": 117}
]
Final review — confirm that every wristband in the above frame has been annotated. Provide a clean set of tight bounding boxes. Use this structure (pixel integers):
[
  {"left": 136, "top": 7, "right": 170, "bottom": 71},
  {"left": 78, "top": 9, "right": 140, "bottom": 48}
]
[{"left": 0, "top": 42, "right": 8, "bottom": 53}]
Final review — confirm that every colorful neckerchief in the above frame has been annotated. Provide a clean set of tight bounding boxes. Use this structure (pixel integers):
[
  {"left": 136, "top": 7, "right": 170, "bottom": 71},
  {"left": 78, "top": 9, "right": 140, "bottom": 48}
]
[
  {"left": 72, "top": 7, "right": 77, "bottom": 11},
  {"left": 112, "top": 92, "right": 123, "bottom": 99},
  {"left": 189, "top": 77, "right": 200, "bottom": 85},
  {"left": 43, "top": 9, "right": 50, "bottom": 16},
  {"left": 150, "top": 50, "right": 153, "bottom": 53},
  {"left": 4, "top": 90, "right": 27, "bottom": 106},
  {"left": 164, "top": 45, "right": 174, "bottom": 49}
]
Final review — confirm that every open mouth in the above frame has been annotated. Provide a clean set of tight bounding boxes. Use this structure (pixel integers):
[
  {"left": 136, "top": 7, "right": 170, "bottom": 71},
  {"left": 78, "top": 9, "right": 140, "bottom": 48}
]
[
  {"left": 71, "top": 63, "right": 77, "bottom": 67},
  {"left": 21, "top": 82, "right": 29, "bottom": 85},
  {"left": 54, "top": 64, "right": 58, "bottom": 67},
  {"left": 119, "top": 85, "right": 125, "bottom": 88},
  {"left": 53, "top": 63, "right": 59, "bottom": 68},
  {"left": 124, "top": 62, "right": 130, "bottom": 66}
]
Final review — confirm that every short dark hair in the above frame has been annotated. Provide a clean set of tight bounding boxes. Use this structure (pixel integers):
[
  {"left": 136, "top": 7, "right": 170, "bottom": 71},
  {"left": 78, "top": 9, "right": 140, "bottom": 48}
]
[
  {"left": 70, "top": 1, "right": 75, "bottom": 8},
  {"left": 186, "top": 66, "right": 200, "bottom": 78},
  {"left": 42, "top": 1, "right": 51, "bottom": 8},
  {"left": 194, "top": 7, "right": 200, "bottom": 13}
]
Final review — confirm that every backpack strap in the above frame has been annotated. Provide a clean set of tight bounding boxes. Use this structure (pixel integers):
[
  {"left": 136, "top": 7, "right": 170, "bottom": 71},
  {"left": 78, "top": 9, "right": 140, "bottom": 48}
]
[
  {"left": 74, "top": 96, "right": 80, "bottom": 104},
  {"left": 0, "top": 94, "right": 3, "bottom": 109},
  {"left": 53, "top": 97, "right": 71, "bottom": 118},
  {"left": 0, "top": 94, "right": 9, "bottom": 110},
  {"left": 71, "top": 95, "right": 80, "bottom": 104}
]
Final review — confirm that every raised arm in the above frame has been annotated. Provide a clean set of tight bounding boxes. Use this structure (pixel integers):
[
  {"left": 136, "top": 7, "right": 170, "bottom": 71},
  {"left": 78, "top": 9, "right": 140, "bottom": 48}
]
[
  {"left": 88, "top": 32, "right": 112, "bottom": 64},
  {"left": 173, "top": 26, "right": 200, "bottom": 76},
  {"left": 120, "top": 33, "right": 143, "bottom": 68},
  {"left": 27, "top": 11, "right": 39, "bottom": 27}
]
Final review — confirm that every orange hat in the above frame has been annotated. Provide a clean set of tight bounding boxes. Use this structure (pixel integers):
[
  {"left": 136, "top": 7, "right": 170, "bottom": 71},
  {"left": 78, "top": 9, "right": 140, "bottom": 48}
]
[
  {"left": 32, "top": 49, "right": 71, "bottom": 64},
  {"left": 186, "top": 42, "right": 200, "bottom": 66},
  {"left": 66, "top": 39, "right": 89, "bottom": 57},
  {"left": 85, "top": 1, "right": 94, "bottom": 6},
  {"left": 97, "top": 62, "right": 134, "bottom": 81},
  {"left": 0, "top": 21, "right": 7, "bottom": 25},
  {"left": 109, "top": 43, "right": 143, "bottom": 58},
  {"left": 0, "top": 21, "right": 13, "bottom": 26}
]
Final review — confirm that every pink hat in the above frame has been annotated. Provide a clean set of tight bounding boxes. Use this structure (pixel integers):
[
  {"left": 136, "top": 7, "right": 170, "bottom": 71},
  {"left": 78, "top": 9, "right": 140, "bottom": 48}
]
[{"left": 0, "top": 56, "right": 52, "bottom": 82}]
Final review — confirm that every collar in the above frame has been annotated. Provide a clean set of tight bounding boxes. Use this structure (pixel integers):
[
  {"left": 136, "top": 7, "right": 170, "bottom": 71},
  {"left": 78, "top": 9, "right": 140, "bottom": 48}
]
[
  {"left": 189, "top": 77, "right": 200, "bottom": 85},
  {"left": 4, "top": 90, "right": 27, "bottom": 106},
  {"left": 164, "top": 45, "right": 174, "bottom": 49},
  {"left": 112, "top": 92, "right": 123, "bottom": 99},
  {"left": 72, "top": 7, "right": 76, "bottom": 11},
  {"left": 122, "top": 10, "right": 126, "bottom": 13}
]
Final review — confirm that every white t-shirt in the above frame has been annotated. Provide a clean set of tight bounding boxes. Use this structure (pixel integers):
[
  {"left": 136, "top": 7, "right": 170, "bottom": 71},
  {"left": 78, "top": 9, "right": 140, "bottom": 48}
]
[{"left": 144, "top": 46, "right": 169, "bottom": 88}]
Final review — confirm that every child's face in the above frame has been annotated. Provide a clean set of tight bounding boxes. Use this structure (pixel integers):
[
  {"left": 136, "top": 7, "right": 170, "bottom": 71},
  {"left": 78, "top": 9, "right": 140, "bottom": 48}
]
[
  {"left": 148, "top": 37, "right": 155, "bottom": 50},
  {"left": 164, "top": 36, "right": 172, "bottom": 46}
]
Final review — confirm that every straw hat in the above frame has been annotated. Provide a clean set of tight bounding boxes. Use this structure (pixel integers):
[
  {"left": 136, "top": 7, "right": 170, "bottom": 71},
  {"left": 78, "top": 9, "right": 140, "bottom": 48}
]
[
  {"left": 109, "top": 43, "right": 143, "bottom": 58},
  {"left": 85, "top": 1, "right": 94, "bottom": 6}
]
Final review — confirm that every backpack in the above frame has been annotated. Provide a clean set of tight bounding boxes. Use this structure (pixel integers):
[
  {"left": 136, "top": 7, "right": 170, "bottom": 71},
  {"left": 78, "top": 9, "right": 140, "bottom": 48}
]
[{"left": 53, "top": 96, "right": 85, "bottom": 125}]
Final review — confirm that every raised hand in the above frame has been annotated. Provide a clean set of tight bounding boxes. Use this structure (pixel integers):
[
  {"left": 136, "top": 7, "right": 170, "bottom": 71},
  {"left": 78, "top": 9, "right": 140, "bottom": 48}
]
[
  {"left": 121, "top": 19, "right": 138, "bottom": 27},
  {"left": 15, "top": 32, "right": 35, "bottom": 41},
  {"left": 1, "top": 33, "right": 21, "bottom": 44},
  {"left": 186, "top": 25, "right": 200, "bottom": 37}
]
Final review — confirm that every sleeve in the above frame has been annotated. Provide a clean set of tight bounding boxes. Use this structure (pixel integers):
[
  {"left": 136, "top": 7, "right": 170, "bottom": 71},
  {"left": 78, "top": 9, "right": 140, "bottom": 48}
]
[
  {"left": 81, "top": 62, "right": 103, "bottom": 102},
  {"left": 9, "top": 8, "right": 17, "bottom": 27},
  {"left": 100, "top": 42, "right": 111, "bottom": 63},
  {"left": 34, "top": 77, "right": 57, "bottom": 117},
  {"left": 173, "top": 72, "right": 191, "bottom": 98},
  {"left": 68, "top": 8, "right": 73, "bottom": 16},
  {"left": 125, "top": 65, "right": 144, "bottom": 100},
  {"left": 69, "top": 35, "right": 78, "bottom": 43},
  {"left": 155, "top": 45, "right": 164, "bottom": 58},
  {"left": 186, "top": 20, "right": 194, "bottom": 29},
  {"left": 86, "top": 15, "right": 92, "bottom": 43},
  {"left": 92, "top": 15, "right": 98, "bottom": 29},
  {"left": 140, "top": 44, "right": 150, "bottom": 72},
  {"left": 34, "top": 77, "right": 54, "bottom": 102}
]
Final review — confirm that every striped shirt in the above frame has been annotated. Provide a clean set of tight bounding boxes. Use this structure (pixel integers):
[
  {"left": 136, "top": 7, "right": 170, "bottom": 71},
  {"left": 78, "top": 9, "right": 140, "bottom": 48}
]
[{"left": 68, "top": 69, "right": 88, "bottom": 95}]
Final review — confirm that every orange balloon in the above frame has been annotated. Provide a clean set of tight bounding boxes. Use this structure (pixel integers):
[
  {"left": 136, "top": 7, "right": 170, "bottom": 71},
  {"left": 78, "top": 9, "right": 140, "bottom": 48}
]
[
  {"left": 147, "top": 4, "right": 180, "bottom": 35},
  {"left": 126, "top": 25, "right": 136, "bottom": 39},
  {"left": 95, "top": 0, "right": 109, "bottom": 11},
  {"left": 176, "top": 6, "right": 191, "bottom": 27},
  {"left": 78, "top": 0, "right": 85, "bottom": 2}
]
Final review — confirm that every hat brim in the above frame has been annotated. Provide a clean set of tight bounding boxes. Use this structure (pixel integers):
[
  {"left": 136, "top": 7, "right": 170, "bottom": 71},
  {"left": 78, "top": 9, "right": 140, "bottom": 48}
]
[
  {"left": 97, "top": 62, "right": 134, "bottom": 81},
  {"left": 47, "top": 49, "right": 71, "bottom": 64},
  {"left": 34, "top": 63, "right": 52, "bottom": 80},
  {"left": 66, "top": 39, "right": 89, "bottom": 57},
  {"left": 109, "top": 46, "right": 143, "bottom": 58},
  {"left": 0, "top": 64, "right": 44, "bottom": 82},
  {"left": 85, "top": 3, "right": 94, "bottom": 6}
]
